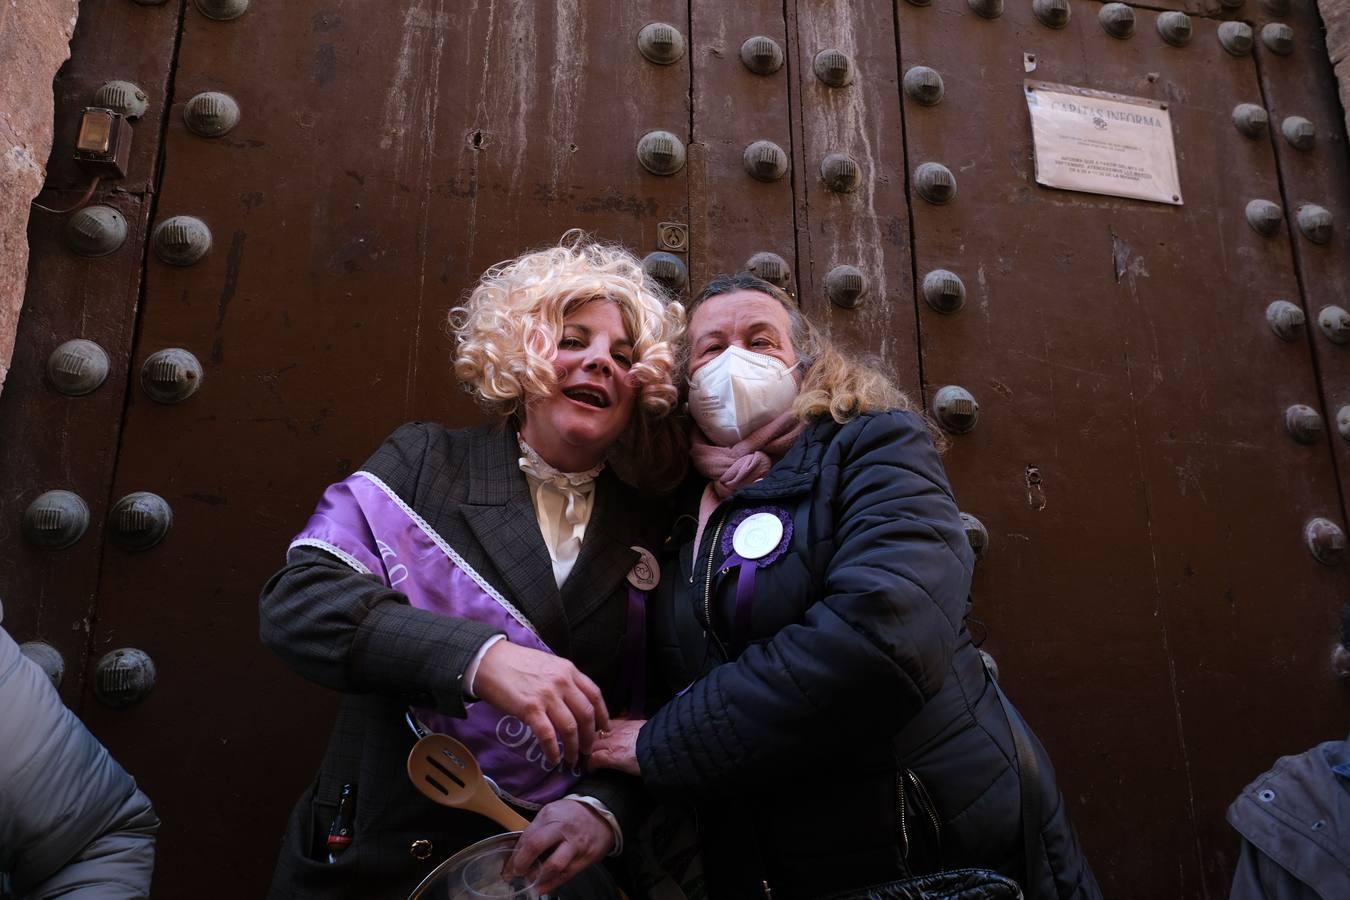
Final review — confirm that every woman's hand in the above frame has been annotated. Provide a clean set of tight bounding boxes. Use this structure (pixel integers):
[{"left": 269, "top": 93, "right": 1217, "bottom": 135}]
[
  {"left": 589, "top": 718, "right": 645, "bottom": 776},
  {"left": 472, "top": 641, "right": 610, "bottom": 767},
  {"left": 505, "top": 799, "right": 613, "bottom": 894}
]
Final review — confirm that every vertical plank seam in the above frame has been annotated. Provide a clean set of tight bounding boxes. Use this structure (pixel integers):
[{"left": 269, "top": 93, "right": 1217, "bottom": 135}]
[
  {"left": 78, "top": 0, "right": 191, "bottom": 716},
  {"left": 890, "top": 0, "right": 929, "bottom": 411}
]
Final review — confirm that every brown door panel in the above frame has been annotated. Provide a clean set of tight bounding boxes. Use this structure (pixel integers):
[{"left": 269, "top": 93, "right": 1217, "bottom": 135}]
[
  {"left": 898, "top": 0, "right": 1350, "bottom": 895},
  {"left": 788, "top": 0, "right": 921, "bottom": 398},
  {"left": 79, "top": 2, "right": 691, "bottom": 895}
]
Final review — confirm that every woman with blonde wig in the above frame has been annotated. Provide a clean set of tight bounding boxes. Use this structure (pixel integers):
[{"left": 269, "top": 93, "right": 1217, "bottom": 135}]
[
  {"left": 260, "top": 233, "right": 682, "bottom": 898},
  {"left": 591, "top": 273, "right": 1100, "bottom": 899}
]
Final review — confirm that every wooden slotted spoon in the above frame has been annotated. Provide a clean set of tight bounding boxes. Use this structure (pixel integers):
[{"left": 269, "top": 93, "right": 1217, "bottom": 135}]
[{"left": 406, "top": 733, "right": 529, "bottom": 831}]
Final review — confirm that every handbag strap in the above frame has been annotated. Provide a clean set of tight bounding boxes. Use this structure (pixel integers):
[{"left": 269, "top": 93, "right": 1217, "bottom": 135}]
[{"left": 989, "top": 673, "right": 1043, "bottom": 898}]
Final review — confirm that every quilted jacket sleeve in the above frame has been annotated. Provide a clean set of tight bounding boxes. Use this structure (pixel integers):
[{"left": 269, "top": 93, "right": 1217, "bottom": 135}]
[
  {"left": 637, "top": 411, "right": 975, "bottom": 794},
  {"left": 0, "top": 623, "right": 159, "bottom": 899},
  {"left": 258, "top": 423, "right": 500, "bottom": 718}
]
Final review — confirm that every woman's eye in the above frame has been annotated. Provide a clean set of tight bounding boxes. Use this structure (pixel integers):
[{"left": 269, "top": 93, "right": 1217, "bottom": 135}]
[
  {"left": 612, "top": 352, "right": 633, "bottom": 368},
  {"left": 559, "top": 336, "right": 584, "bottom": 349}
]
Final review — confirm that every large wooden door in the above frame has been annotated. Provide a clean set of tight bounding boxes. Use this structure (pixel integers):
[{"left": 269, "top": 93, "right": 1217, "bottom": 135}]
[{"left": 4, "top": 0, "right": 1348, "bottom": 895}]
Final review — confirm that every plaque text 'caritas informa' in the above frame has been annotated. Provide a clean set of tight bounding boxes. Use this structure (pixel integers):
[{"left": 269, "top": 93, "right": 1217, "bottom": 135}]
[{"left": 1025, "top": 80, "right": 1183, "bottom": 206}]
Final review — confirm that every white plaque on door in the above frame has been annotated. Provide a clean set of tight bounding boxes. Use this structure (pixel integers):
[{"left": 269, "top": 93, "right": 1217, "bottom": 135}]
[{"left": 1025, "top": 80, "right": 1183, "bottom": 206}]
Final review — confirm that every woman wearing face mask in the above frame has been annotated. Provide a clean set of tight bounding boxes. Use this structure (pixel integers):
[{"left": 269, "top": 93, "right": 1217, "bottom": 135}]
[
  {"left": 259, "top": 234, "right": 682, "bottom": 898},
  {"left": 591, "top": 274, "right": 1100, "bottom": 900}
]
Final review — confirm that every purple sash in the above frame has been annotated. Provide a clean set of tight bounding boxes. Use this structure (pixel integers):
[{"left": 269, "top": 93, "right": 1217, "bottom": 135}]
[{"left": 291, "top": 471, "right": 585, "bottom": 809}]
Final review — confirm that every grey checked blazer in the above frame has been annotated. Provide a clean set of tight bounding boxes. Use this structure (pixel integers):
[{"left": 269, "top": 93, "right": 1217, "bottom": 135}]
[{"left": 260, "top": 421, "right": 666, "bottom": 899}]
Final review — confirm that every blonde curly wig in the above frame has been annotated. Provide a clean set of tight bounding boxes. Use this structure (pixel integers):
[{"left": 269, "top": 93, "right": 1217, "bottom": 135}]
[{"left": 450, "top": 231, "right": 687, "bottom": 486}]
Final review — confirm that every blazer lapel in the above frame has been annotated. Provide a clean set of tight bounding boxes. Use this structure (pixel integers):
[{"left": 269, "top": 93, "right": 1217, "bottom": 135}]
[
  {"left": 559, "top": 470, "right": 643, "bottom": 629},
  {"left": 458, "top": 425, "right": 571, "bottom": 654}
]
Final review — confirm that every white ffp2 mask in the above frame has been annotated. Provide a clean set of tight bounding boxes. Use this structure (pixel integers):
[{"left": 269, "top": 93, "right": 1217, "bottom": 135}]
[{"left": 687, "top": 346, "right": 798, "bottom": 445}]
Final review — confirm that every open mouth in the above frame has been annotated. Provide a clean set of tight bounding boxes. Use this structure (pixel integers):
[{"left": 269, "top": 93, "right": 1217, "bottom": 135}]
[{"left": 562, "top": 386, "right": 610, "bottom": 409}]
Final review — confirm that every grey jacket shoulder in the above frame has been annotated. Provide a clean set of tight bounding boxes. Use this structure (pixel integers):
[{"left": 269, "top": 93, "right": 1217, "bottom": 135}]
[
  {"left": 361, "top": 421, "right": 489, "bottom": 498},
  {"left": 0, "top": 622, "right": 159, "bottom": 898},
  {"left": 1227, "top": 737, "right": 1350, "bottom": 900}
]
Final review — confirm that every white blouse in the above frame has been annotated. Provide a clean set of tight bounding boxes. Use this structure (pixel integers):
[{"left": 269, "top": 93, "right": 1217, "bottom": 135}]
[{"left": 515, "top": 437, "right": 604, "bottom": 588}]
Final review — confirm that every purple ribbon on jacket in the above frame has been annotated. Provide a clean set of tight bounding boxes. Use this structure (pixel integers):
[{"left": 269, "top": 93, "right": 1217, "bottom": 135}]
[
  {"left": 719, "top": 506, "right": 794, "bottom": 649},
  {"left": 291, "top": 470, "right": 646, "bottom": 810}
]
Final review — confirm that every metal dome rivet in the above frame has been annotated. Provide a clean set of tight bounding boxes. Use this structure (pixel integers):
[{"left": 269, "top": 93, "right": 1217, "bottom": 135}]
[
  {"left": 1285, "top": 405, "right": 1325, "bottom": 445},
  {"left": 19, "top": 642, "right": 65, "bottom": 689},
  {"left": 140, "top": 348, "right": 204, "bottom": 403},
  {"left": 903, "top": 66, "right": 945, "bottom": 106},
  {"left": 968, "top": 0, "right": 1004, "bottom": 19},
  {"left": 194, "top": 0, "right": 248, "bottom": 21},
  {"left": 636, "top": 130, "right": 686, "bottom": 176},
  {"left": 108, "top": 492, "right": 173, "bottom": 552},
  {"left": 1281, "top": 116, "right": 1315, "bottom": 151},
  {"left": 642, "top": 252, "right": 688, "bottom": 294},
  {"left": 1218, "top": 21, "right": 1254, "bottom": 56},
  {"left": 637, "top": 22, "right": 685, "bottom": 66},
  {"left": 915, "top": 162, "right": 957, "bottom": 205},
  {"left": 813, "top": 49, "right": 853, "bottom": 87},
  {"left": 1262, "top": 23, "right": 1294, "bottom": 56},
  {"left": 1033, "top": 0, "right": 1071, "bottom": 30},
  {"left": 65, "top": 205, "right": 128, "bottom": 257},
  {"left": 152, "top": 215, "right": 212, "bottom": 266},
  {"left": 22, "top": 491, "right": 91, "bottom": 550},
  {"left": 934, "top": 385, "right": 979, "bottom": 434},
  {"left": 959, "top": 512, "right": 989, "bottom": 560},
  {"left": 825, "top": 265, "right": 868, "bottom": 309},
  {"left": 1319, "top": 306, "right": 1350, "bottom": 345},
  {"left": 1245, "top": 200, "right": 1283, "bottom": 237},
  {"left": 745, "top": 252, "right": 791, "bottom": 289},
  {"left": 1297, "top": 204, "right": 1333, "bottom": 245},
  {"left": 1304, "top": 518, "right": 1347, "bottom": 566},
  {"left": 47, "top": 339, "right": 110, "bottom": 396},
  {"left": 1098, "top": 3, "right": 1135, "bottom": 39},
  {"left": 744, "top": 140, "right": 788, "bottom": 183},
  {"left": 1265, "top": 300, "right": 1305, "bottom": 341},
  {"left": 1157, "top": 12, "right": 1193, "bottom": 47},
  {"left": 820, "top": 153, "right": 861, "bottom": 193},
  {"left": 923, "top": 269, "right": 967, "bottom": 314},
  {"left": 93, "top": 81, "right": 149, "bottom": 119},
  {"left": 94, "top": 648, "right": 157, "bottom": 708},
  {"left": 1336, "top": 406, "right": 1350, "bottom": 442},
  {"left": 1232, "top": 104, "right": 1269, "bottom": 138},
  {"left": 740, "top": 36, "right": 784, "bottom": 75},
  {"left": 183, "top": 92, "right": 240, "bottom": 137}
]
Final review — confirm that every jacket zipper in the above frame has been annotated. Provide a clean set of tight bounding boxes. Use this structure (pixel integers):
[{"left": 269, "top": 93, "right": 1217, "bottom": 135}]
[
  {"left": 896, "top": 771, "right": 910, "bottom": 859},
  {"left": 907, "top": 770, "right": 942, "bottom": 846},
  {"left": 701, "top": 513, "right": 730, "bottom": 659}
]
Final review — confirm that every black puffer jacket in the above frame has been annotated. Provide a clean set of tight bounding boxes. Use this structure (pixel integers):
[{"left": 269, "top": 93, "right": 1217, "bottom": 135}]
[{"left": 638, "top": 411, "right": 1100, "bottom": 900}]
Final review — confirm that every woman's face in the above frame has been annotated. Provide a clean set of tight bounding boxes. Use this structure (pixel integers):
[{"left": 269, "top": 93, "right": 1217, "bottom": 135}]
[
  {"left": 687, "top": 290, "right": 797, "bottom": 378},
  {"left": 520, "top": 299, "right": 638, "bottom": 472}
]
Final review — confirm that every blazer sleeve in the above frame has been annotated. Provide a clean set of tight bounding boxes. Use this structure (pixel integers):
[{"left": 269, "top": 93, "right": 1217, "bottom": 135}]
[
  {"left": 258, "top": 423, "right": 501, "bottom": 718},
  {"left": 636, "top": 411, "right": 975, "bottom": 795}
]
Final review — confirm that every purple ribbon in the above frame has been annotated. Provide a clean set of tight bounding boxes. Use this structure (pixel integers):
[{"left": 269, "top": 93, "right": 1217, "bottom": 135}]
[
  {"left": 623, "top": 585, "right": 646, "bottom": 716},
  {"left": 719, "top": 506, "right": 794, "bottom": 649}
]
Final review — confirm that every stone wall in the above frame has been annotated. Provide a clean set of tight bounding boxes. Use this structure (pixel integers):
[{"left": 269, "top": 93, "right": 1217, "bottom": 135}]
[
  {"left": 0, "top": 0, "right": 80, "bottom": 397},
  {"left": 1322, "top": 0, "right": 1350, "bottom": 139}
]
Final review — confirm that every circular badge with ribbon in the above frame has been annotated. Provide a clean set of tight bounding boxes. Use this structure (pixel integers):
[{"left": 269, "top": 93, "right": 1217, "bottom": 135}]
[
  {"left": 732, "top": 512, "right": 785, "bottom": 561},
  {"left": 720, "top": 506, "right": 793, "bottom": 648}
]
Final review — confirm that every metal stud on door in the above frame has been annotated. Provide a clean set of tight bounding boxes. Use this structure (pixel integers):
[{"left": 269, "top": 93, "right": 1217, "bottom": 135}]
[
  {"left": 94, "top": 648, "right": 157, "bottom": 708},
  {"left": 22, "top": 491, "right": 90, "bottom": 550}
]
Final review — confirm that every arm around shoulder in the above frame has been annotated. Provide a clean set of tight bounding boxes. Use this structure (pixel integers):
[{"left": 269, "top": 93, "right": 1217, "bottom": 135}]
[{"left": 638, "top": 410, "right": 974, "bottom": 794}]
